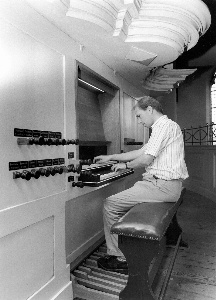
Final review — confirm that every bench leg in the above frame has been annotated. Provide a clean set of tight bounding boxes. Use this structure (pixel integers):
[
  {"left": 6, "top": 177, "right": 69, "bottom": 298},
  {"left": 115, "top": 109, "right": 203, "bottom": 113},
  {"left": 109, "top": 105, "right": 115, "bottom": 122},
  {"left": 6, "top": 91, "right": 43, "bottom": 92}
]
[
  {"left": 118, "top": 236, "right": 161, "bottom": 300},
  {"left": 166, "top": 213, "right": 188, "bottom": 248}
]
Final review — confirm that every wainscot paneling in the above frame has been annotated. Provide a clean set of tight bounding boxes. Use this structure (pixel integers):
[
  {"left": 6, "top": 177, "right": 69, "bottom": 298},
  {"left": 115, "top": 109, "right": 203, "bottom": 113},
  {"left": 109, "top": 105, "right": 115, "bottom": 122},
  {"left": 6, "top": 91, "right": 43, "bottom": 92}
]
[{"left": 184, "top": 146, "right": 216, "bottom": 202}]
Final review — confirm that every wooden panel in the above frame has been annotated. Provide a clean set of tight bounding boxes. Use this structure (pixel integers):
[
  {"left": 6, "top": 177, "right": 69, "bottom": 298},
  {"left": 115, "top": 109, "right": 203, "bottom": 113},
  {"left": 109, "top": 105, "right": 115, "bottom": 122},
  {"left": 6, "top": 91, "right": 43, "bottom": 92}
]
[
  {"left": 99, "top": 92, "right": 121, "bottom": 154},
  {"left": 0, "top": 19, "right": 65, "bottom": 210},
  {"left": 184, "top": 146, "right": 216, "bottom": 202},
  {"left": 77, "top": 86, "right": 105, "bottom": 141},
  {"left": 123, "top": 93, "right": 135, "bottom": 140},
  {"left": 0, "top": 217, "right": 54, "bottom": 300},
  {"left": 186, "top": 152, "right": 205, "bottom": 181},
  {"left": 0, "top": 192, "right": 72, "bottom": 300},
  {"left": 122, "top": 93, "right": 145, "bottom": 151},
  {"left": 66, "top": 178, "right": 126, "bottom": 264},
  {"left": 213, "top": 153, "right": 216, "bottom": 189}
]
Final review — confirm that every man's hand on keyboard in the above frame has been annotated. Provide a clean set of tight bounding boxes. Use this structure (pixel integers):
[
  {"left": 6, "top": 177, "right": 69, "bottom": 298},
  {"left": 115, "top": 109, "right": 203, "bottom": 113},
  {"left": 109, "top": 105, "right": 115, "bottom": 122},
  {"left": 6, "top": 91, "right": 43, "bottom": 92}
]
[
  {"left": 93, "top": 155, "right": 112, "bottom": 164},
  {"left": 111, "top": 163, "right": 127, "bottom": 172}
]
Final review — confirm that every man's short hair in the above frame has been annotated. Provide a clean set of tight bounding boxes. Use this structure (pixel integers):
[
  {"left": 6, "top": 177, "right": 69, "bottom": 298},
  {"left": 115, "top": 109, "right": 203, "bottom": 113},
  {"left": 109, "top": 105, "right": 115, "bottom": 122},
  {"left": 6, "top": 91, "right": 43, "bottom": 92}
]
[{"left": 134, "top": 96, "right": 164, "bottom": 114}]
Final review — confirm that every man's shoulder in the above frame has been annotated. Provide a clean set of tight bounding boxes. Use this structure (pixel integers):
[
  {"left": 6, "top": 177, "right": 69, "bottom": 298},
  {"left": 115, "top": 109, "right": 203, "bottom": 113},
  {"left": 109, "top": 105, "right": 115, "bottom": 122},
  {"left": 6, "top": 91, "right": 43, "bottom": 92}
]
[
  {"left": 164, "top": 117, "right": 180, "bottom": 128},
  {"left": 156, "top": 117, "right": 182, "bottom": 136},
  {"left": 153, "top": 116, "right": 181, "bottom": 133},
  {"left": 155, "top": 115, "right": 175, "bottom": 127}
]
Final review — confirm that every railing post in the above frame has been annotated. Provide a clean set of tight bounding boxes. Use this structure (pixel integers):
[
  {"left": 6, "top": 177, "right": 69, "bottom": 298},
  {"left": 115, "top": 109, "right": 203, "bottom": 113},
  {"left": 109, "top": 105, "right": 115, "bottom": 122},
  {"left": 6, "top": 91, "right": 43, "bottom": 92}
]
[
  {"left": 213, "top": 123, "right": 216, "bottom": 145},
  {"left": 199, "top": 125, "right": 202, "bottom": 145},
  {"left": 183, "top": 128, "right": 186, "bottom": 144},
  {"left": 211, "top": 122, "right": 215, "bottom": 145},
  {"left": 207, "top": 123, "right": 210, "bottom": 145}
]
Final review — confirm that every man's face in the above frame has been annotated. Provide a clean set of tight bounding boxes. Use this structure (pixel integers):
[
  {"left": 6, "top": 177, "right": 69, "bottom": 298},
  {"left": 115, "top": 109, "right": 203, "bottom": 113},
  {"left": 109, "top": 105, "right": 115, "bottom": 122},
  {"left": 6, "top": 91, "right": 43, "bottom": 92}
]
[{"left": 135, "top": 106, "right": 154, "bottom": 128}]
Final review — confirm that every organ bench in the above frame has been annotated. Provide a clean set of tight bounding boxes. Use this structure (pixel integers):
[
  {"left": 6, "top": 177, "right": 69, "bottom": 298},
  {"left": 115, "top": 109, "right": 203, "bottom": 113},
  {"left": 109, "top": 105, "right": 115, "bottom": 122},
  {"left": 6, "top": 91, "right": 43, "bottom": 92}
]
[
  {"left": 111, "top": 188, "right": 186, "bottom": 300},
  {"left": 71, "top": 188, "right": 186, "bottom": 300}
]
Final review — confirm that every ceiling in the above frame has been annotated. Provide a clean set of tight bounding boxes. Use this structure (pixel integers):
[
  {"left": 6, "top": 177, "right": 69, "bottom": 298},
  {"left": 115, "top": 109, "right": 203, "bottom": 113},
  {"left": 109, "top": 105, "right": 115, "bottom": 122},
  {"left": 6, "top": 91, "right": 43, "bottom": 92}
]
[{"left": 26, "top": 0, "right": 216, "bottom": 95}]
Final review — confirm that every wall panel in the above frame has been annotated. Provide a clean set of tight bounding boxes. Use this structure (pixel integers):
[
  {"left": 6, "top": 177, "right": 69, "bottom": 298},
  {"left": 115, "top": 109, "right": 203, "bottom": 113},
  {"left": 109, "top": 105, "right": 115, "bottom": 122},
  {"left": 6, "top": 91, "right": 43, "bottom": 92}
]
[
  {"left": 184, "top": 146, "right": 216, "bottom": 202},
  {"left": 0, "top": 217, "right": 54, "bottom": 300},
  {"left": 0, "top": 13, "right": 72, "bottom": 300},
  {"left": 0, "top": 19, "right": 66, "bottom": 210}
]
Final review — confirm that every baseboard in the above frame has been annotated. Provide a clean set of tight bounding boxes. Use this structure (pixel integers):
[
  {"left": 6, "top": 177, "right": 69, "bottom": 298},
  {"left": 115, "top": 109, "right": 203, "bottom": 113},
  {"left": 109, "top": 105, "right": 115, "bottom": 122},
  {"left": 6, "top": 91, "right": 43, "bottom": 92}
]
[{"left": 51, "top": 282, "right": 72, "bottom": 300}]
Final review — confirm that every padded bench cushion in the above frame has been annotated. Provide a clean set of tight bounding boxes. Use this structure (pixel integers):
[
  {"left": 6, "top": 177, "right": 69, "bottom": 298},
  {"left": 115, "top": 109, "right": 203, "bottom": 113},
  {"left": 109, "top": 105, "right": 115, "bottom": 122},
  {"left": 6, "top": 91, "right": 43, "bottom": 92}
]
[{"left": 111, "top": 188, "right": 185, "bottom": 241}]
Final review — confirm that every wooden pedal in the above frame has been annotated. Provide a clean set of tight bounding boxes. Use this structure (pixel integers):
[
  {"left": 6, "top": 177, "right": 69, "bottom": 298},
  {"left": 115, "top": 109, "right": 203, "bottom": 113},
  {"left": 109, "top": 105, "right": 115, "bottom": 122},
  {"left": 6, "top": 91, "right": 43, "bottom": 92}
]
[
  {"left": 77, "top": 266, "right": 127, "bottom": 285},
  {"left": 73, "top": 269, "right": 125, "bottom": 290},
  {"left": 72, "top": 274, "right": 119, "bottom": 300},
  {"left": 83, "top": 260, "right": 128, "bottom": 280}
]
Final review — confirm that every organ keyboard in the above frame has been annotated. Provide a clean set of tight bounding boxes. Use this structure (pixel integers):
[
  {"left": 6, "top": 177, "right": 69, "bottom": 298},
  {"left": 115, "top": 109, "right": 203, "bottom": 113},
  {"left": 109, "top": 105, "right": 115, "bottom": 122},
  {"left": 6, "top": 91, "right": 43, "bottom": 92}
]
[{"left": 79, "top": 163, "right": 134, "bottom": 187}]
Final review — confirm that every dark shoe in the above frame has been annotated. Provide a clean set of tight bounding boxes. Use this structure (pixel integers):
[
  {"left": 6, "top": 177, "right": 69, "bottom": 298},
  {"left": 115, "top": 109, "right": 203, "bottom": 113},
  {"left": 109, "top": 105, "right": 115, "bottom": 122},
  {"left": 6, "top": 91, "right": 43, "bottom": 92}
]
[{"left": 97, "top": 255, "right": 128, "bottom": 274}]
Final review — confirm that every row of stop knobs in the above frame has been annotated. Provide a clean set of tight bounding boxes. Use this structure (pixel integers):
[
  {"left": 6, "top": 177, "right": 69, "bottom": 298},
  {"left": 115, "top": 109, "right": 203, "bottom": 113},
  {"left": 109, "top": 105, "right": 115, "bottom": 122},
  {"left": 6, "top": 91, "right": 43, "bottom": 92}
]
[
  {"left": 13, "top": 164, "right": 81, "bottom": 180},
  {"left": 28, "top": 137, "right": 79, "bottom": 146},
  {"left": 17, "top": 137, "right": 79, "bottom": 146}
]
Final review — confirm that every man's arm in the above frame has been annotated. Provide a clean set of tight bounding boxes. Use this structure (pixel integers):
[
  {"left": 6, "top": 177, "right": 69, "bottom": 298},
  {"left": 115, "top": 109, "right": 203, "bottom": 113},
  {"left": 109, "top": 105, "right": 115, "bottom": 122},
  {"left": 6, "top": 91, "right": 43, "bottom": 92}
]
[
  {"left": 94, "top": 148, "right": 145, "bottom": 164},
  {"left": 126, "top": 152, "right": 154, "bottom": 169},
  {"left": 111, "top": 152, "right": 154, "bottom": 172}
]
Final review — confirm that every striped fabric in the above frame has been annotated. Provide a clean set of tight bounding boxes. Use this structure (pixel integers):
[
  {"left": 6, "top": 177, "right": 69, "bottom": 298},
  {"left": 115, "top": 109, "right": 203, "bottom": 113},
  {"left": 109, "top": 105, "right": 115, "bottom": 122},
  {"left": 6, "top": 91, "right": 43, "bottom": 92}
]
[{"left": 142, "top": 115, "right": 189, "bottom": 180}]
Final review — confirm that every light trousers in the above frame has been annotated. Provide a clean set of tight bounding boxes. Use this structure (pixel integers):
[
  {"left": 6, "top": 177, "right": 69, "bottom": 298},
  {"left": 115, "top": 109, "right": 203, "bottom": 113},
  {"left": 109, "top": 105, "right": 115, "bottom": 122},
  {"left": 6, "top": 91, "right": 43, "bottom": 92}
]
[{"left": 103, "top": 175, "right": 182, "bottom": 257}]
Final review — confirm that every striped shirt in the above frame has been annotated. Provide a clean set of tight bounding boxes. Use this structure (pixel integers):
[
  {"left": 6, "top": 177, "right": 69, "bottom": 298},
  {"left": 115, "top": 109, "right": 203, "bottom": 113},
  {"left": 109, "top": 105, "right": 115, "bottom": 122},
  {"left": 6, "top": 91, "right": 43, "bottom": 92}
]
[{"left": 141, "top": 115, "right": 189, "bottom": 180}]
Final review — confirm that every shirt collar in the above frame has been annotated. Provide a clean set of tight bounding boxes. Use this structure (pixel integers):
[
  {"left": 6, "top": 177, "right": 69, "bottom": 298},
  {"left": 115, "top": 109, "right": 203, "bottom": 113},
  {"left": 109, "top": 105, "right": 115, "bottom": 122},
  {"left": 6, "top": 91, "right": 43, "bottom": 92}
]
[{"left": 151, "top": 115, "right": 167, "bottom": 129}]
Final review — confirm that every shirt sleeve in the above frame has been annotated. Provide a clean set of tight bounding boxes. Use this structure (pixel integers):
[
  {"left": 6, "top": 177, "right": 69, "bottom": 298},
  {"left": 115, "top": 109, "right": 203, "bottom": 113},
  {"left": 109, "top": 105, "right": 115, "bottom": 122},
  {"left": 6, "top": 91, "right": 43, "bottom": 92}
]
[{"left": 144, "top": 122, "right": 173, "bottom": 157}]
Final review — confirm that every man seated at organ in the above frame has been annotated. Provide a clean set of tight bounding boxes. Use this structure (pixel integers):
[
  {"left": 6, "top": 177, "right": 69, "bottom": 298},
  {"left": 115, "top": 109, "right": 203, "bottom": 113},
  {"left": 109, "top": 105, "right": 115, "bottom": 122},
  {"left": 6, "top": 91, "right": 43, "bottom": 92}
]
[{"left": 94, "top": 96, "right": 188, "bottom": 274}]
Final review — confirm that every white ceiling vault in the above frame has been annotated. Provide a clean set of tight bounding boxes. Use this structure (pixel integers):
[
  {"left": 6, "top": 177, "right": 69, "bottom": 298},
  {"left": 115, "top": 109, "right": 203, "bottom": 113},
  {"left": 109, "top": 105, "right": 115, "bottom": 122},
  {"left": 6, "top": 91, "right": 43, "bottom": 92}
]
[{"left": 26, "top": 0, "right": 211, "bottom": 94}]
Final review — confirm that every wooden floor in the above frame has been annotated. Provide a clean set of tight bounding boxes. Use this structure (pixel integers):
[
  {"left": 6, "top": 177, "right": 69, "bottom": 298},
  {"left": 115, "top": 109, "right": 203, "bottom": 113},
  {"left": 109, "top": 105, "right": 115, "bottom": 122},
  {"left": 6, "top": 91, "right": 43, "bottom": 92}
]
[
  {"left": 164, "top": 190, "right": 216, "bottom": 300},
  {"left": 73, "top": 190, "right": 216, "bottom": 300}
]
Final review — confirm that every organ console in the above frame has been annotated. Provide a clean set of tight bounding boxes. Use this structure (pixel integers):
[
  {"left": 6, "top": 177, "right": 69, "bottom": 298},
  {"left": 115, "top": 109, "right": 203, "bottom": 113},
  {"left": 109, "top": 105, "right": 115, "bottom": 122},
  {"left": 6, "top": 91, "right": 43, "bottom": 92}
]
[{"left": 2, "top": 19, "right": 145, "bottom": 300}]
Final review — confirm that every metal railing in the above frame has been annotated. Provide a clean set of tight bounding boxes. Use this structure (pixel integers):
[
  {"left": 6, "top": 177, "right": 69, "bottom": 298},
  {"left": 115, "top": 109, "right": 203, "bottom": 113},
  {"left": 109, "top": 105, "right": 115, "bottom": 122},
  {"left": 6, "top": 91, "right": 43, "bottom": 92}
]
[{"left": 182, "top": 123, "right": 216, "bottom": 145}]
